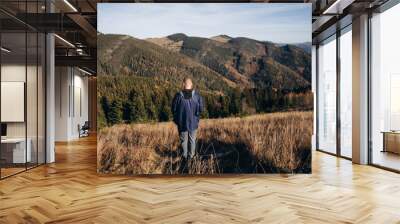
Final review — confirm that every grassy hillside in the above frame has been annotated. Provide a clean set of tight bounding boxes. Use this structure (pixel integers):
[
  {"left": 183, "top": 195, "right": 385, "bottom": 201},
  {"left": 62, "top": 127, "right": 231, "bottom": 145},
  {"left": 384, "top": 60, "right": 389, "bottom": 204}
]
[{"left": 98, "top": 112, "right": 312, "bottom": 174}]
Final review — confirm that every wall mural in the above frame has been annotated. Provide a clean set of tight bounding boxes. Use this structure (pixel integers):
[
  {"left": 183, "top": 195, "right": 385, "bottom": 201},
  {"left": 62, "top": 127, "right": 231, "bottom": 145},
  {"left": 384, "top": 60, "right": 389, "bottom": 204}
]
[{"left": 97, "top": 3, "right": 313, "bottom": 174}]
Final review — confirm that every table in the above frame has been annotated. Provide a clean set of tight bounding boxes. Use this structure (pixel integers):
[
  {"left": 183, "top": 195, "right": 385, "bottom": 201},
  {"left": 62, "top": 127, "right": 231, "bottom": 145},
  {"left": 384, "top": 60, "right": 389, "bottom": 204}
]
[{"left": 381, "top": 131, "right": 400, "bottom": 154}]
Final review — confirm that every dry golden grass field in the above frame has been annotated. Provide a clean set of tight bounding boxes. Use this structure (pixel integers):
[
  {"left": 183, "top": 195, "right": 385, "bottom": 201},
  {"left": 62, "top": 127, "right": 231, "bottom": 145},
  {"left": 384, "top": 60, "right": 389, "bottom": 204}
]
[{"left": 98, "top": 111, "right": 312, "bottom": 175}]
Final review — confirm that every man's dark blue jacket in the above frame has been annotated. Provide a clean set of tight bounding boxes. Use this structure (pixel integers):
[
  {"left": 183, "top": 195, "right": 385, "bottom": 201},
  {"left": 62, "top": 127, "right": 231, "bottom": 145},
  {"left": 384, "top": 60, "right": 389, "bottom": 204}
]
[{"left": 172, "top": 90, "right": 203, "bottom": 132}]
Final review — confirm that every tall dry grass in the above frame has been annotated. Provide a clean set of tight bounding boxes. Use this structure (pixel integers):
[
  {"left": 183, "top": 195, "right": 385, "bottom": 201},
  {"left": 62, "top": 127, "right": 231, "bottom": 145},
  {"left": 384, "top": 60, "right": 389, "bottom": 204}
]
[{"left": 97, "top": 111, "right": 312, "bottom": 174}]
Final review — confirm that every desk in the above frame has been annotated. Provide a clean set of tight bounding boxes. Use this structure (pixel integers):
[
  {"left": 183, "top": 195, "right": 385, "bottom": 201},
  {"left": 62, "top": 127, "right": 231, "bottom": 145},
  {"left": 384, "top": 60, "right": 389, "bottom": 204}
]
[
  {"left": 1, "top": 138, "right": 31, "bottom": 163},
  {"left": 381, "top": 131, "right": 400, "bottom": 154}
]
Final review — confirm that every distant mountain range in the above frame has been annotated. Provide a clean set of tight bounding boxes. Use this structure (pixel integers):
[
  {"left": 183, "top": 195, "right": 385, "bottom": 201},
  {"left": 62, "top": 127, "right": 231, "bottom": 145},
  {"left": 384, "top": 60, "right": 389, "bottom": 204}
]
[
  {"left": 98, "top": 33, "right": 311, "bottom": 91},
  {"left": 145, "top": 33, "right": 311, "bottom": 90},
  {"left": 276, "top": 42, "right": 312, "bottom": 54},
  {"left": 98, "top": 34, "right": 236, "bottom": 95}
]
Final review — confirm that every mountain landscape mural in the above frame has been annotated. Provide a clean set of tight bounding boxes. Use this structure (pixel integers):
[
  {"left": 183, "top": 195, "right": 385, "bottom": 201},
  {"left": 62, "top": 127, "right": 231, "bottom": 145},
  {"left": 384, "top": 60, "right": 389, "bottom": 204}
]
[
  {"left": 98, "top": 33, "right": 312, "bottom": 126},
  {"left": 97, "top": 3, "right": 313, "bottom": 175}
]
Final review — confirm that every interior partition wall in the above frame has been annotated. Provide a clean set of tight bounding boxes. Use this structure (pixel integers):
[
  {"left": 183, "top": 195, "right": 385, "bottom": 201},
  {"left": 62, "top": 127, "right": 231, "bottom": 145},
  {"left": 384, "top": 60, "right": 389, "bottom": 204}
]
[
  {"left": 316, "top": 24, "right": 353, "bottom": 159},
  {"left": 370, "top": 2, "right": 400, "bottom": 171},
  {"left": 0, "top": 1, "right": 46, "bottom": 179}
]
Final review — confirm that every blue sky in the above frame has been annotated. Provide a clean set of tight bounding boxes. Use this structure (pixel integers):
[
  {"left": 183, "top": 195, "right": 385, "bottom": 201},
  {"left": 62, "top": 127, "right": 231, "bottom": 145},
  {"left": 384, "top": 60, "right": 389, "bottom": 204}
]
[{"left": 98, "top": 3, "right": 311, "bottom": 44}]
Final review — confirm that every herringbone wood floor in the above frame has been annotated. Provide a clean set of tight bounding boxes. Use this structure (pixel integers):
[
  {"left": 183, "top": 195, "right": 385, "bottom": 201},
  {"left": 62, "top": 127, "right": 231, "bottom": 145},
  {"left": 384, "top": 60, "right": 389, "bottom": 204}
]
[{"left": 1, "top": 135, "right": 400, "bottom": 224}]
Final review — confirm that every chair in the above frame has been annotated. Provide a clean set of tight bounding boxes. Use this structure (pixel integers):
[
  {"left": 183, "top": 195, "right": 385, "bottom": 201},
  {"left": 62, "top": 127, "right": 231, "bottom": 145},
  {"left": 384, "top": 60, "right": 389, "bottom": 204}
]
[{"left": 79, "top": 121, "right": 90, "bottom": 138}]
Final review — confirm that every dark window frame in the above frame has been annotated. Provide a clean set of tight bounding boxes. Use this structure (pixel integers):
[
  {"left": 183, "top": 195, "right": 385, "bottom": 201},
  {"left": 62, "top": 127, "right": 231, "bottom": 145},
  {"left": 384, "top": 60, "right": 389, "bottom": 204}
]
[{"left": 315, "top": 22, "right": 353, "bottom": 161}]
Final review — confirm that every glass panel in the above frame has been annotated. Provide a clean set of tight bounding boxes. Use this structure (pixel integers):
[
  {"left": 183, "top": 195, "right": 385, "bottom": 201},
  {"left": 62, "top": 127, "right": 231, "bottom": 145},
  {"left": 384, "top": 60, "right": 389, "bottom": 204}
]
[
  {"left": 0, "top": 1, "right": 46, "bottom": 178},
  {"left": 26, "top": 0, "right": 39, "bottom": 169},
  {"left": 340, "top": 28, "right": 352, "bottom": 158},
  {"left": 1, "top": 31, "right": 27, "bottom": 177},
  {"left": 27, "top": 31, "right": 38, "bottom": 169},
  {"left": 317, "top": 36, "right": 337, "bottom": 154},
  {"left": 38, "top": 33, "right": 45, "bottom": 165},
  {"left": 371, "top": 4, "right": 400, "bottom": 171}
]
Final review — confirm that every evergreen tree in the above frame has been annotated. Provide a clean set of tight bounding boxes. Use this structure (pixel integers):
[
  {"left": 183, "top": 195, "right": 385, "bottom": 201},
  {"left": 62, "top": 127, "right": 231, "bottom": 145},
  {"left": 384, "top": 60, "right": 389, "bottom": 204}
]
[
  {"left": 100, "top": 96, "right": 111, "bottom": 125},
  {"left": 146, "top": 101, "right": 158, "bottom": 121},
  {"left": 158, "top": 95, "right": 171, "bottom": 122},
  {"left": 206, "top": 96, "right": 215, "bottom": 118},
  {"left": 133, "top": 96, "right": 147, "bottom": 122},
  {"left": 201, "top": 99, "right": 209, "bottom": 119},
  {"left": 127, "top": 89, "right": 147, "bottom": 122},
  {"left": 229, "top": 89, "right": 241, "bottom": 115},
  {"left": 219, "top": 95, "right": 229, "bottom": 117},
  {"left": 122, "top": 101, "right": 134, "bottom": 123},
  {"left": 108, "top": 100, "right": 122, "bottom": 125}
]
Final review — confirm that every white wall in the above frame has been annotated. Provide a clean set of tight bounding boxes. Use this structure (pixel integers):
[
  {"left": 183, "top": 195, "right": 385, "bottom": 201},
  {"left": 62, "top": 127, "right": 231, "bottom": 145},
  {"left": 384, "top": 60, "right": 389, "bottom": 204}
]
[
  {"left": 55, "top": 67, "right": 70, "bottom": 141},
  {"left": 72, "top": 73, "right": 89, "bottom": 138},
  {"left": 1, "top": 65, "right": 26, "bottom": 145},
  {"left": 55, "top": 67, "right": 89, "bottom": 141},
  {"left": 1, "top": 63, "right": 46, "bottom": 164},
  {"left": 1, "top": 65, "right": 34, "bottom": 138}
]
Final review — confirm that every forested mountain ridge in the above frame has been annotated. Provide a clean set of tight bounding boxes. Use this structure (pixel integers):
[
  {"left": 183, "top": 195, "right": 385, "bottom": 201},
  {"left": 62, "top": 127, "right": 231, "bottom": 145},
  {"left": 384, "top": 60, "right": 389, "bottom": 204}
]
[
  {"left": 98, "top": 34, "right": 236, "bottom": 91},
  {"left": 279, "top": 42, "right": 312, "bottom": 54},
  {"left": 98, "top": 33, "right": 312, "bottom": 128},
  {"left": 147, "top": 33, "right": 311, "bottom": 90}
]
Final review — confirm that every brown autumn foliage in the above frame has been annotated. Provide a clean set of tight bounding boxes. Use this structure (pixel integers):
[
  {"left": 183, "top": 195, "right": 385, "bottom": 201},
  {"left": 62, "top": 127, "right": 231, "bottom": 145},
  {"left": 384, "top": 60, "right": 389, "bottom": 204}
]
[{"left": 97, "top": 111, "right": 312, "bottom": 174}]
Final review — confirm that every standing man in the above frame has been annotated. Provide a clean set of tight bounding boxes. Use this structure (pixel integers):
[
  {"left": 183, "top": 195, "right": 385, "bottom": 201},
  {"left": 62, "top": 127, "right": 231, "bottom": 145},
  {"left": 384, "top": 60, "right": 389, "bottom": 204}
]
[{"left": 172, "top": 77, "right": 203, "bottom": 160}]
